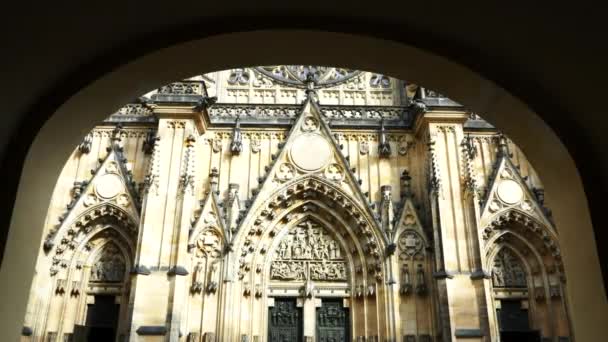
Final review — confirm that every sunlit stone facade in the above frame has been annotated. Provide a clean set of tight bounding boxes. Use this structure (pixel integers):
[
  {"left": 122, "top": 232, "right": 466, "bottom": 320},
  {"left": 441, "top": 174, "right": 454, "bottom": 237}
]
[{"left": 21, "top": 67, "right": 572, "bottom": 341}]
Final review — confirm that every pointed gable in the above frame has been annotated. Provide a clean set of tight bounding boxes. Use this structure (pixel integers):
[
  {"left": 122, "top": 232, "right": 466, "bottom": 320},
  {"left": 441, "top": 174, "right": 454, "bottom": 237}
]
[
  {"left": 479, "top": 135, "right": 554, "bottom": 229},
  {"left": 393, "top": 196, "right": 430, "bottom": 251},
  {"left": 44, "top": 137, "right": 141, "bottom": 251},
  {"left": 189, "top": 188, "right": 226, "bottom": 249},
  {"left": 237, "top": 97, "right": 381, "bottom": 238}
]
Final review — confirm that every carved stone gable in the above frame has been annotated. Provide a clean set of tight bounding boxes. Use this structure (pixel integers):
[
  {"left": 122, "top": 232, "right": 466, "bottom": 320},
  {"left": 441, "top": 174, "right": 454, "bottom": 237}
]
[
  {"left": 270, "top": 220, "right": 346, "bottom": 282},
  {"left": 480, "top": 141, "right": 554, "bottom": 230},
  {"left": 492, "top": 248, "right": 527, "bottom": 288},
  {"left": 235, "top": 98, "right": 382, "bottom": 253}
]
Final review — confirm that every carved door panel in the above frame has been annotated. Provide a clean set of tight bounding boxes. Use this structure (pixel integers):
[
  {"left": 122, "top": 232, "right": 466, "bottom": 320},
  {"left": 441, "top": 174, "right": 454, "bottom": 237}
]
[
  {"left": 317, "top": 299, "right": 349, "bottom": 342},
  {"left": 268, "top": 298, "right": 303, "bottom": 342}
]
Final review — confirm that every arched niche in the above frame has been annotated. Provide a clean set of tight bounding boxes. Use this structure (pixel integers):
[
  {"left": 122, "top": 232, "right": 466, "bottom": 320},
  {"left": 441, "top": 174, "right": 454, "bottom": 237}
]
[
  {"left": 486, "top": 222, "right": 571, "bottom": 340},
  {"left": 188, "top": 227, "right": 224, "bottom": 295}
]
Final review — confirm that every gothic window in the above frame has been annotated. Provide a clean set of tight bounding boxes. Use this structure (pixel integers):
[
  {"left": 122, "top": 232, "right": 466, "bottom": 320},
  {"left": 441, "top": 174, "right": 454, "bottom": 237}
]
[
  {"left": 270, "top": 220, "right": 347, "bottom": 282},
  {"left": 492, "top": 249, "right": 527, "bottom": 288},
  {"left": 90, "top": 243, "right": 126, "bottom": 282}
]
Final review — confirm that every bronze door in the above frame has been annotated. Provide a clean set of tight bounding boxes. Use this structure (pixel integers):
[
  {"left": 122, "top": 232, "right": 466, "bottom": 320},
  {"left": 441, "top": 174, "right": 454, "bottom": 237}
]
[
  {"left": 317, "top": 299, "right": 349, "bottom": 342},
  {"left": 268, "top": 298, "right": 303, "bottom": 342}
]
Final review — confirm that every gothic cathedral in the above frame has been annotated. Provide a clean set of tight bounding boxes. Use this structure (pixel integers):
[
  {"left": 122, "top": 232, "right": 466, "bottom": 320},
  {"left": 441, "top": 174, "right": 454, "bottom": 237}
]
[{"left": 21, "top": 67, "right": 572, "bottom": 341}]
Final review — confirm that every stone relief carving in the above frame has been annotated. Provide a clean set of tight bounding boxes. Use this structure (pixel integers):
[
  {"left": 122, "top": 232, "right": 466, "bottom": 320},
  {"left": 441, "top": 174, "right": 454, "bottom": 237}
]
[
  {"left": 324, "top": 163, "right": 344, "bottom": 182},
  {"left": 359, "top": 140, "right": 369, "bottom": 155},
  {"left": 254, "top": 66, "right": 362, "bottom": 88},
  {"left": 369, "top": 74, "right": 391, "bottom": 88},
  {"left": 116, "top": 194, "right": 130, "bottom": 207},
  {"left": 398, "top": 231, "right": 424, "bottom": 261},
  {"left": 399, "top": 264, "right": 412, "bottom": 295},
  {"left": 90, "top": 243, "right": 126, "bottom": 282},
  {"left": 194, "top": 230, "right": 222, "bottom": 259},
  {"left": 398, "top": 138, "right": 413, "bottom": 156},
  {"left": 378, "top": 119, "right": 391, "bottom": 158},
  {"left": 251, "top": 139, "right": 261, "bottom": 153},
  {"left": 227, "top": 68, "right": 250, "bottom": 85},
  {"left": 211, "top": 138, "right": 222, "bottom": 153},
  {"left": 158, "top": 81, "right": 202, "bottom": 95},
  {"left": 416, "top": 264, "right": 427, "bottom": 295},
  {"left": 275, "top": 163, "right": 295, "bottom": 182},
  {"left": 492, "top": 248, "right": 527, "bottom": 288},
  {"left": 301, "top": 115, "right": 319, "bottom": 132},
  {"left": 78, "top": 133, "right": 93, "bottom": 154},
  {"left": 230, "top": 116, "right": 243, "bottom": 155},
  {"left": 270, "top": 220, "right": 346, "bottom": 281}
]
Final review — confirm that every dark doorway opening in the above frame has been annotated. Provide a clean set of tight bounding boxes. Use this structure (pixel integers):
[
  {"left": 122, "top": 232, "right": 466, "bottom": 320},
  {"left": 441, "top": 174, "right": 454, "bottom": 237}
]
[
  {"left": 317, "top": 298, "right": 349, "bottom": 342},
  {"left": 74, "top": 295, "right": 119, "bottom": 342},
  {"left": 498, "top": 299, "right": 540, "bottom": 342},
  {"left": 268, "top": 297, "right": 303, "bottom": 342}
]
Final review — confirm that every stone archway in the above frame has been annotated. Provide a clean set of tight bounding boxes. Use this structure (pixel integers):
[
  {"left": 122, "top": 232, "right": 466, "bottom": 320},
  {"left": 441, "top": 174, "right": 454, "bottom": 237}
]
[{"left": 1, "top": 31, "right": 604, "bottom": 342}]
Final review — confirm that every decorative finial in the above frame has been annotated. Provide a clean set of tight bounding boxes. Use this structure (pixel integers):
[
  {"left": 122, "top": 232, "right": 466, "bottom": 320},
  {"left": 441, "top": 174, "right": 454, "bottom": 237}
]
[{"left": 497, "top": 133, "right": 510, "bottom": 158}]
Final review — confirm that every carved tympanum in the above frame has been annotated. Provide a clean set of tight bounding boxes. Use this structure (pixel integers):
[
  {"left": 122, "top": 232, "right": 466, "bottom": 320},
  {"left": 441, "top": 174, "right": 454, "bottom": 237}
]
[
  {"left": 492, "top": 248, "right": 527, "bottom": 288},
  {"left": 270, "top": 220, "right": 346, "bottom": 281},
  {"left": 90, "top": 243, "right": 125, "bottom": 282}
]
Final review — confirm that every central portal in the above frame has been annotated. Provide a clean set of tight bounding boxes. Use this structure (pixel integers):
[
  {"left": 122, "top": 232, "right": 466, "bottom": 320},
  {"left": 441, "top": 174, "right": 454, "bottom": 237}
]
[{"left": 268, "top": 298, "right": 303, "bottom": 342}]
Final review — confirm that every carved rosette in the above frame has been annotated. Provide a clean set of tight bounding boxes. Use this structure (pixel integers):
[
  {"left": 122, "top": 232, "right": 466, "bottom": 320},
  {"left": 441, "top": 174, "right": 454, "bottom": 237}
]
[
  {"left": 398, "top": 230, "right": 424, "bottom": 261},
  {"left": 194, "top": 230, "right": 222, "bottom": 259}
]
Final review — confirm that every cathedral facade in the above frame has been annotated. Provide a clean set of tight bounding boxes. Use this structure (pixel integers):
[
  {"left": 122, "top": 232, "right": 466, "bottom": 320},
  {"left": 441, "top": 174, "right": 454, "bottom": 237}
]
[{"left": 21, "top": 67, "right": 572, "bottom": 341}]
